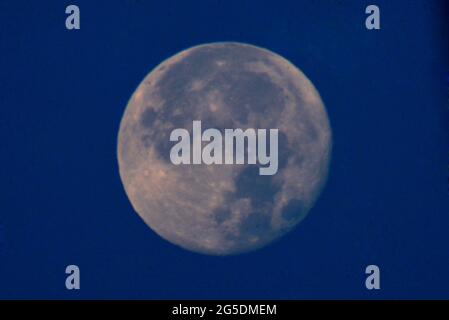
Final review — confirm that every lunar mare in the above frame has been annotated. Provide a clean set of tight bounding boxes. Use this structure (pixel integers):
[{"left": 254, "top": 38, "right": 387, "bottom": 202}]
[{"left": 117, "top": 42, "right": 331, "bottom": 255}]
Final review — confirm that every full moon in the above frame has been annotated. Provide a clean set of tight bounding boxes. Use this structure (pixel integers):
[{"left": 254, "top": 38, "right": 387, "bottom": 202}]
[{"left": 117, "top": 42, "right": 331, "bottom": 255}]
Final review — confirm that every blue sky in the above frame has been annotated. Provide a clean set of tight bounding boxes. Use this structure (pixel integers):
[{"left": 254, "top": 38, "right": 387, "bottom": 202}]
[{"left": 0, "top": 0, "right": 448, "bottom": 299}]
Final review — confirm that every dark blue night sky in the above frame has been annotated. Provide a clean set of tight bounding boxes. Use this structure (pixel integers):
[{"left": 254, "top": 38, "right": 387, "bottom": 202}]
[{"left": 0, "top": 0, "right": 448, "bottom": 299}]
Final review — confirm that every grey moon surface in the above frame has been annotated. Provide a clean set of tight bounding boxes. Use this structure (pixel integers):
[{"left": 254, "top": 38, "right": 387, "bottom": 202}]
[{"left": 117, "top": 42, "right": 332, "bottom": 255}]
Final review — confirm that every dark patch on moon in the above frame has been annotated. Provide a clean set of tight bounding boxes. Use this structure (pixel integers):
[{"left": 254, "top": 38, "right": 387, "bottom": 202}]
[
  {"left": 239, "top": 210, "right": 273, "bottom": 239},
  {"left": 282, "top": 199, "right": 307, "bottom": 222},
  {"left": 140, "top": 108, "right": 157, "bottom": 128},
  {"left": 214, "top": 207, "right": 232, "bottom": 225},
  {"left": 235, "top": 165, "right": 280, "bottom": 209},
  {"left": 222, "top": 72, "right": 285, "bottom": 124},
  {"left": 154, "top": 138, "right": 173, "bottom": 162}
]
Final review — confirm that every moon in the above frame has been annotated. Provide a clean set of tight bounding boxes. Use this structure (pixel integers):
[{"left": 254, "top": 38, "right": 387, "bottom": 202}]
[{"left": 117, "top": 42, "right": 331, "bottom": 255}]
